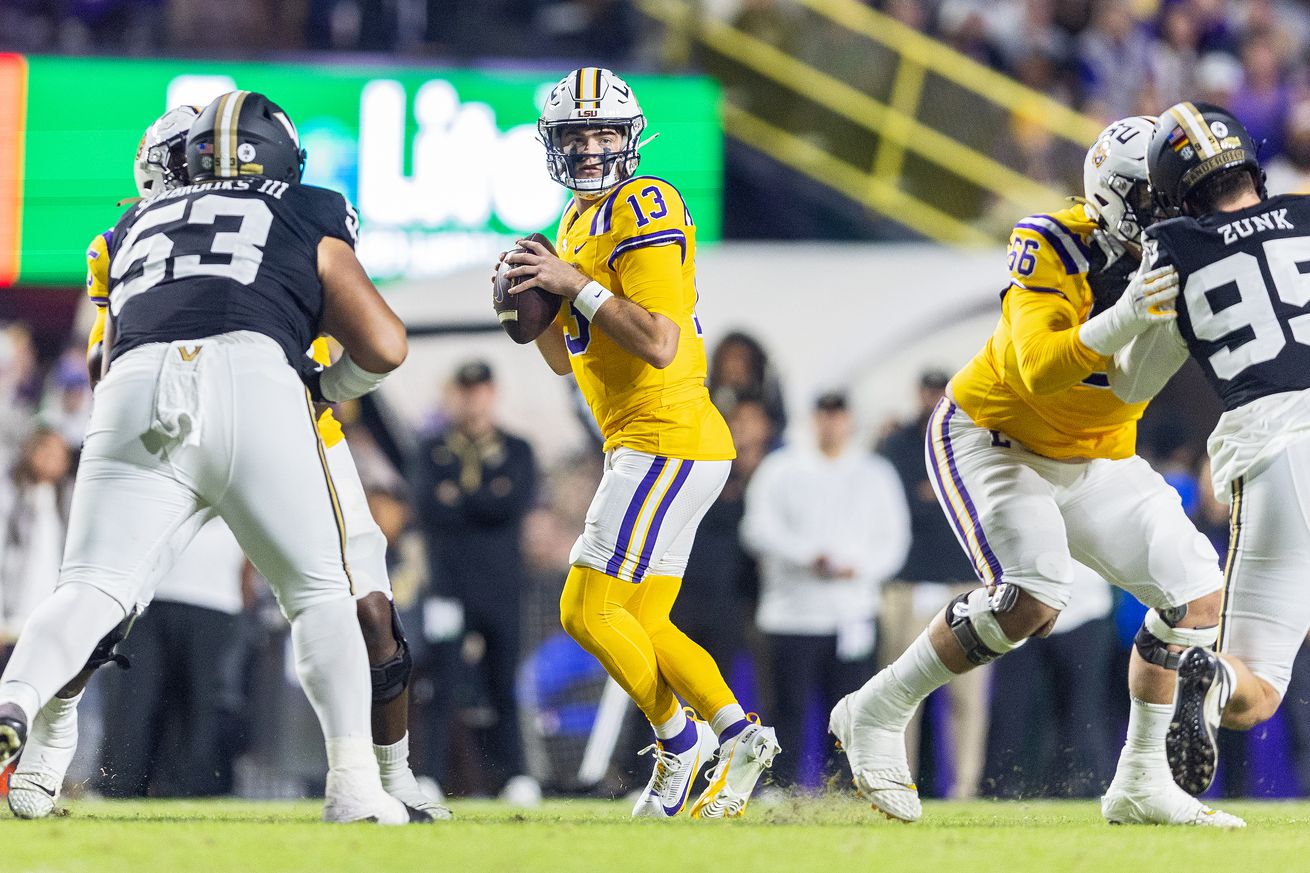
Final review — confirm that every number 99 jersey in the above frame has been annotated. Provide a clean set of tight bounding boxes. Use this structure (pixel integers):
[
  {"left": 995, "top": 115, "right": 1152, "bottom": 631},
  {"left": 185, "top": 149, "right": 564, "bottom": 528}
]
[
  {"left": 1145, "top": 193, "right": 1310, "bottom": 412},
  {"left": 556, "top": 175, "right": 733, "bottom": 461},
  {"left": 106, "top": 178, "right": 359, "bottom": 369}
]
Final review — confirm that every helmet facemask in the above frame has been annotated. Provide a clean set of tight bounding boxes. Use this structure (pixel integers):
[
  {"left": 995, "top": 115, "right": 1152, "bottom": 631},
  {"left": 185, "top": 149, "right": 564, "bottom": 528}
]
[
  {"left": 539, "top": 116, "right": 646, "bottom": 196},
  {"left": 1103, "top": 172, "right": 1153, "bottom": 243},
  {"left": 134, "top": 105, "right": 201, "bottom": 199}
]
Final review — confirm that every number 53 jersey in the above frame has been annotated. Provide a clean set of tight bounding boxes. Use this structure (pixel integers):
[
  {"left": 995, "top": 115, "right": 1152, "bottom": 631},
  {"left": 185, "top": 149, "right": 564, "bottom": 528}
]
[
  {"left": 106, "top": 179, "right": 358, "bottom": 369},
  {"left": 555, "top": 176, "right": 734, "bottom": 461}
]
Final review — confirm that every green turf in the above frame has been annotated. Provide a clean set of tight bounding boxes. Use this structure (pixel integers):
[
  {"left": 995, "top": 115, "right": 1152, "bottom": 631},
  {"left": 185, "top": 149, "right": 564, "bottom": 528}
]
[{"left": 7, "top": 796, "right": 1310, "bottom": 873}]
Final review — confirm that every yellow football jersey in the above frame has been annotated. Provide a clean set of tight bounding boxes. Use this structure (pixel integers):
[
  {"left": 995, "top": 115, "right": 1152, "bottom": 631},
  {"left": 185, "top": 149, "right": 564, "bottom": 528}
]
[
  {"left": 555, "top": 176, "right": 733, "bottom": 460},
  {"left": 84, "top": 231, "right": 343, "bottom": 448},
  {"left": 950, "top": 203, "right": 1149, "bottom": 460}
]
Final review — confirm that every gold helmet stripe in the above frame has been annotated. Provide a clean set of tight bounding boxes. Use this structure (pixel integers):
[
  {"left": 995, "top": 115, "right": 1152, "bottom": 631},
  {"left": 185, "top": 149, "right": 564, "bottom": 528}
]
[
  {"left": 1170, "top": 102, "right": 1221, "bottom": 158},
  {"left": 212, "top": 92, "right": 232, "bottom": 176},
  {"left": 216, "top": 90, "right": 249, "bottom": 178}
]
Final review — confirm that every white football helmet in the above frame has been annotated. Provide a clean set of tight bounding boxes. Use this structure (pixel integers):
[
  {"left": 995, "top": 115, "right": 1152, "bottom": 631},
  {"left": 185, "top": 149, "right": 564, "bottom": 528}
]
[
  {"left": 133, "top": 105, "right": 201, "bottom": 198},
  {"left": 538, "top": 67, "right": 649, "bottom": 195},
  {"left": 1083, "top": 115, "right": 1157, "bottom": 245}
]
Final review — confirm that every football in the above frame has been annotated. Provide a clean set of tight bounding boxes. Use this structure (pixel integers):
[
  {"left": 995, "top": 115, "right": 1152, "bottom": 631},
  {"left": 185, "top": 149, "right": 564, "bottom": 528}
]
[{"left": 493, "top": 232, "right": 564, "bottom": 344}]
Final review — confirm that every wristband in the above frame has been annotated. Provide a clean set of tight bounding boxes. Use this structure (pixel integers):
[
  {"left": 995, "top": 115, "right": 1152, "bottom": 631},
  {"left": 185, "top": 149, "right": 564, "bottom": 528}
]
[
  {"left": 573, "top": 281, "right": 614, "bottom": 321},
  {"left": 319, "top": 352, "right": 389, "bottom": 402}
]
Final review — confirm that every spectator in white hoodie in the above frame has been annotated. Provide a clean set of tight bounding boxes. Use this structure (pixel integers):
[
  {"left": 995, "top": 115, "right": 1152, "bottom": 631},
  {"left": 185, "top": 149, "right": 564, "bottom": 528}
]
[{"left": 741, "top": 391, "right": 910, "bottom": 789}]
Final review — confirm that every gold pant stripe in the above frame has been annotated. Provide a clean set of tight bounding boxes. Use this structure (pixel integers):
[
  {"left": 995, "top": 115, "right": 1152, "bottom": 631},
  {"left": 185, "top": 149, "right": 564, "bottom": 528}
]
[
  {"left": 303, "top": 389, "right": 354, "bottom": 595},
  {"left": 1216, "top": 476, "right": 1244, "bottom": 652}
]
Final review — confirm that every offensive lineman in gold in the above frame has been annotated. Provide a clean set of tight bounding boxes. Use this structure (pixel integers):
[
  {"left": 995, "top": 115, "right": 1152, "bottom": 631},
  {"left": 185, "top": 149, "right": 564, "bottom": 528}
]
[
  {"left": 503, "top": 68, "right": 778, "bottom": 819},
  {"left": 830, "top": 117, "right": 1241, "bottom": 827}
]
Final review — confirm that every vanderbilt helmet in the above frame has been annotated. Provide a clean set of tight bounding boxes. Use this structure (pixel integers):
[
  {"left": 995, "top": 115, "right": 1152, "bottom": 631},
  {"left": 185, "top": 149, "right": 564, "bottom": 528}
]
[
  {"left": 1083, "top": 115, "right": 1156, "bottom": 246},
  {"left": 1148, "top": 101, "right": 1266, "bottom": 217},
  {"left": 186, "top": 91, "right": 307, "bottom": 184},
  {"left": 133, "top": 105, "right": 201, "bottom": 199},
  {"left": 538, "top": 67, "right": 650, "bottom": 195}
]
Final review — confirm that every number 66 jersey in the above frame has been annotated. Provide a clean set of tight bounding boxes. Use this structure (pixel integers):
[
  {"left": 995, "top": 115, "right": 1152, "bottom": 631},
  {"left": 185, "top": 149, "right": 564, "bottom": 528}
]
[
  {"left": 106, "top": 178, "right": 358, "bottom": 368},
  {"left": 1144, "top": 193, "right": 1310, "bottom": 493}
]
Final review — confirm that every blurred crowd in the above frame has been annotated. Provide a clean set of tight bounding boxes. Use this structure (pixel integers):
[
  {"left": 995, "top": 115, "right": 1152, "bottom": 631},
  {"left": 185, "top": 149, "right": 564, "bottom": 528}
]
[
  {"left": 0, "top": 0, "right": 639, "bottom": 62},
  {"left": 2, "top": 316, "right": 1309, "bottom": 803}
]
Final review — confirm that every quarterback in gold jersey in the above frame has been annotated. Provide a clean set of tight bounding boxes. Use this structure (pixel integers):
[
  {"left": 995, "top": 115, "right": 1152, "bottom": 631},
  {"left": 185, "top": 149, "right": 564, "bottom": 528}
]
[
  {"left": 503, "top": 67, "right": 778, "bottom": 819},
  {"left": 831, "top": 117, "right": 1240, "bottom": 828},
  {"left": 7, "top": 107, "right": 447, "bottom": 822}
]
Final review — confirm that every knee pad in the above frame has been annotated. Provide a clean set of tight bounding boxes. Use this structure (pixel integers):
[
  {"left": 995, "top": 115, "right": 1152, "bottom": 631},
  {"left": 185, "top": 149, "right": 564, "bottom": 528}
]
[
  {"left": 83, "top": 608, "right": 141, "bottom": 672},
  {"left": 370, "top": 602, "right": 413, "bottom": 705},
  {"left": 946, "top": 584, "right": 1027, "bottom": 666},
  {"left": 1133, "top": 607, "right": 1219, "bottom": 670}
]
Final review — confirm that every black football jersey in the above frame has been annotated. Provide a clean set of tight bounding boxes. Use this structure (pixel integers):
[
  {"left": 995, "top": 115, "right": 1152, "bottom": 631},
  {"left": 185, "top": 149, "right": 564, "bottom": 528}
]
[
  {"left": 106, "top": 178, "right": 358, "bottom": 367},
  {"left": 1145, "top": 193, "right": 1310, "bottom": 411}
]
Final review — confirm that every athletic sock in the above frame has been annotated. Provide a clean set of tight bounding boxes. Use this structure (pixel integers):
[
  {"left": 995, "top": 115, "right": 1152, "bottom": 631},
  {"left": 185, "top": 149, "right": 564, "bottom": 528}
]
[
  {"left": 375, "top": 733, "right": 417, "bottom": 790},
  {"left": 852, "top": 630, "right": 954, "bottom": 733},
  {"left": 661, "top": 718, "right": 700, "bottom": 755},
  {"left": 710, "top": 703, "right": 747, "bottom": 740},
  {"left": 653, "top": 708, "right": 689, "bottom": 741},
  {"left": 37, "top": 691, "right": 84, "bottom": 747},
  {"left": 1111, "top": 696, "right": 1173, "bottom": 785}
]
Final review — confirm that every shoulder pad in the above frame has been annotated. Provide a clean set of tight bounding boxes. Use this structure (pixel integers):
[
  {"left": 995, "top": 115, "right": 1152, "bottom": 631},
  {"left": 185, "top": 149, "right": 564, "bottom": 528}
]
[{"left": 593, "top": 176, "right": 689, "bottom": 238}]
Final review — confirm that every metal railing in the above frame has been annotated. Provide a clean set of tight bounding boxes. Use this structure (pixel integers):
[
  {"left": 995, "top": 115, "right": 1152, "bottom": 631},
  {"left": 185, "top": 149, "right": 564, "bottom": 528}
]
[{"left": 639, "top": 0, "right": 1104, "bottom": 244}]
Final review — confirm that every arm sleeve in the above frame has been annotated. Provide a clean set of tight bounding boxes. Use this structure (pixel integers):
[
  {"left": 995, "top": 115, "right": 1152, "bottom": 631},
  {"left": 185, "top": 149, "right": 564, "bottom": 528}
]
[
  {"left": 1002, "top": 223, "right": 1105, "bottom": 394},
  {"left": 1008, "top": 288, "right": 1106, "bottom": 394},
  {"left": 739, "top": 455, "right": 822, "bottom": 569},
  {"left": 1107, "top": 319, "right": 1189, "bottom": 403}
]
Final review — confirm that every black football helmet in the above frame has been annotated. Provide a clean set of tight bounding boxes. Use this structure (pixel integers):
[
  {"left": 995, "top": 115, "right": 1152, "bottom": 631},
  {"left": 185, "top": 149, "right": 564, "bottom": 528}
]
[
  {"left": 1148, "top": 101, "right": 1266, "bottom": 218},
  {"left": 186, "top": 91, "right": 307, "bottom": 184}
]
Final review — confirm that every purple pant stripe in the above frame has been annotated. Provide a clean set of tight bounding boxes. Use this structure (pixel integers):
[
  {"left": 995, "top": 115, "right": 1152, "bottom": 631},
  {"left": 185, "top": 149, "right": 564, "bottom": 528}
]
[
  {"left": 605, "top": 456, "right": 667, "bottom": 577},
  {"left": 631, "top": 460, "right": 694, "bottom": 584},
  {"left": 940, "top": 403, "right": 1005, "bottom": 583},
  {"left": 925, "top": 401, "right": 983, "bottom": 582}
]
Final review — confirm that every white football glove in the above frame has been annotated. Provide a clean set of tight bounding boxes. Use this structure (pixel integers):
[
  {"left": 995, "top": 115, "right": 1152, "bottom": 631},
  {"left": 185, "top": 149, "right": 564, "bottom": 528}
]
[{"left": 1080, "top": 264, "right": 1180, "bottom": 356}]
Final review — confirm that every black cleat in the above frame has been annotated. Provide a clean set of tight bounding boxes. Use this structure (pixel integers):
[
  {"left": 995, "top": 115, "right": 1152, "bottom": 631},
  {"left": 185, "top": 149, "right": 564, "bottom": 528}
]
[
  {"left": 0, "top": 702, "right": 28, "bottom": 770},
  {"left": 405, "top": 804, "right": 434, "bottom": 823},
  {"left": 1166, "top": 647, "right": 1230, "bottom": 795}
]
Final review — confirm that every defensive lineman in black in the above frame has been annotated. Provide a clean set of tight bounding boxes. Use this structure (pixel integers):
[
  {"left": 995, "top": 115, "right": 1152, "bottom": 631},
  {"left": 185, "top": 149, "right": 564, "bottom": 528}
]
[
  {"left": 107, "top": 175, "right": 357, "bottom": 371},
  {"left": 1111, "top": 100, "right": 1310, "bottom": 801},
  {"left": 0, "top": 91, "right": 419, "bottom": 824}
]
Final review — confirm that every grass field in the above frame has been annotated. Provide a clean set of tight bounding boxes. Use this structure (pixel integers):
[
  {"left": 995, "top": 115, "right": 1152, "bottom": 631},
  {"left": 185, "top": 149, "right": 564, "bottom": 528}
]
[{"left": 8, "top": 796, "right": 1310, "bottom": 873}]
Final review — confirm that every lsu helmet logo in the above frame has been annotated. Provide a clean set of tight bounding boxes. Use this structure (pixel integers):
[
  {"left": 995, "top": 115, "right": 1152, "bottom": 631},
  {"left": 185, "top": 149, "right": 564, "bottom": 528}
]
[{"left": 1091, "top": 140, "right": 1110, "bottom": 168}]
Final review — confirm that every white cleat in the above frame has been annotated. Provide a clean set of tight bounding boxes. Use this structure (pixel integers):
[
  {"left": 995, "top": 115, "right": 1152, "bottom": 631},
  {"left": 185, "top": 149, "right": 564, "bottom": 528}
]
[
  {"left": 829, "top": 693, "right": 921, "bottom": 823},
  {"left": 323, "top": 768, "right": 429, "bottom": 825},
  {"left": 689, "top": 719, "right": 781, "bottom": 819},
  {"left": 632, "top": 717, "right": 718, "bottom": 818},
  {"left": 382, "top": 771, "right": 453, "bottom": 820},
  {"left": 1102, "top": 781, "right": 1245, "bottom": 828},
  {"left": 8, "top": 695, "right": 81, "bottom": 820}
]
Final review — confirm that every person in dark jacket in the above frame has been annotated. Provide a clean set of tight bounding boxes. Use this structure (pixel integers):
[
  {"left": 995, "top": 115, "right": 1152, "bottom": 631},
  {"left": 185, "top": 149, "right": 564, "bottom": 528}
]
[{"left": 412, "top": 360, "right": 539, "bottom": 803}]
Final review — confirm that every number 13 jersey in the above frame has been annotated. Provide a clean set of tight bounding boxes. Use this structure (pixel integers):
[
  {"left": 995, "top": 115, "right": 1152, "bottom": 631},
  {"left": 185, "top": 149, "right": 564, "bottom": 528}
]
[
  {"left": 106, "top": 178, "right": 358, "bottom": 369},
  {"left": 555, "top": 175, "right": 733, "bottom": 461}
]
